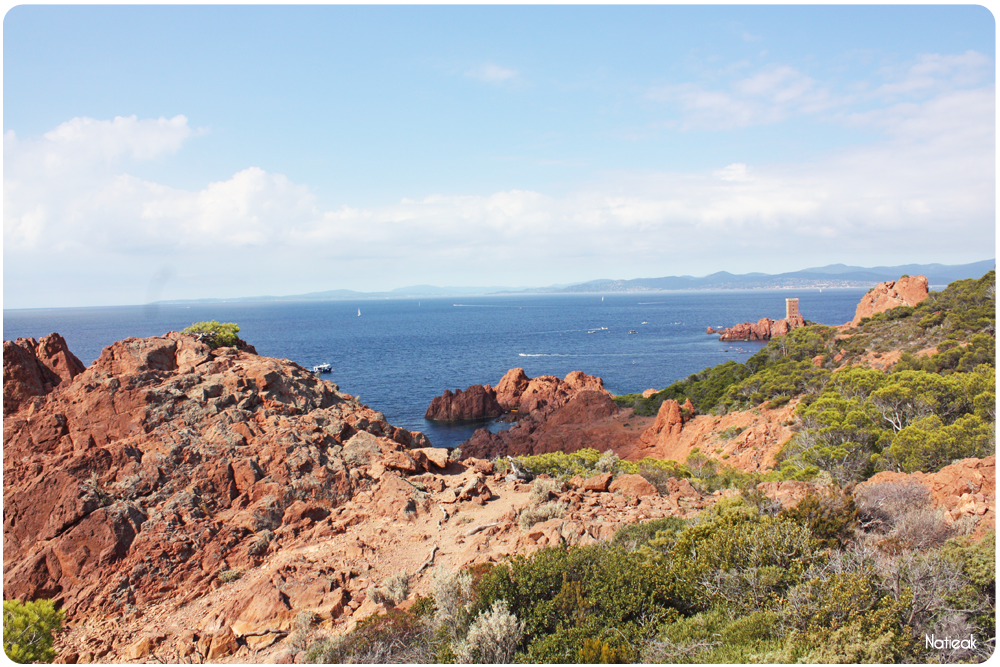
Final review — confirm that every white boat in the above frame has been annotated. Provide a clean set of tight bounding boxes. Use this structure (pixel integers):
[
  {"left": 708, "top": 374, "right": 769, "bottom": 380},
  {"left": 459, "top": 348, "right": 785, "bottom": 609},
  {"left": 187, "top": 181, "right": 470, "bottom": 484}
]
[
  {"left": 313, "top": 363, "right": 332, "bottom": 373},
  {"left": 357, "top": 308, "right": 361, "bottom": 316}
]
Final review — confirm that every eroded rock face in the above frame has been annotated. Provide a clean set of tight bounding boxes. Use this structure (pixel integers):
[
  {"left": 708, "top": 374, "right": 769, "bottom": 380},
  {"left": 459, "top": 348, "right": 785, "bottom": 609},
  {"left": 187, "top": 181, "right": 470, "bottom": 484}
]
[
  {"left": 460, "top": 389, "right": 628, "bottom": 460},
  {"left": 2, "top": 332, "right": 432, "bottom": 619},
  {"left": 493, "top": 368, "right": 610, "bottom": 414},
  {"left": 429, "top": 368, "right": 619, "bottom": 460},
  {"left": 425, "top": 384, "right": 504, "bottom": 421},
  {"left": 850, "top": 275, "right": 929, "bottom": 326},
  {"left": 3, "top": 333, "right": 85, "bottom": 415}
]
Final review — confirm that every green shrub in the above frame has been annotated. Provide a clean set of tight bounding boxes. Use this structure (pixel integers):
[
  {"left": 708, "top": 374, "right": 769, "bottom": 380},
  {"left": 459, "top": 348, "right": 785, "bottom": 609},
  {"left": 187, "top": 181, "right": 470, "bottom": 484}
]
[
  {"left": 3, "top": 599, "right": 64, "bottom": 664},
  {"left": 644, "top": 498, "right": 822, "bottom": 614},
  {"left": 612, "top": 516, "right": 686, "bottom": 551},
  {"left": 512, "top": 449, "right": 602, "bottom": 480},
  {"left": 182, "top": 320, "right": 241, "bottom": 348},
  {"left": 776, "top": 571, "right": 913, "bottom": 663},
  {"left": 778, "top": 490, "right": 857, "bottom": 548},
  {"left": 885, "top": 413, "right": 995, "bottom": 473},
  {"left": 473, "top": 543, "right": 680, "bottom": 660}
]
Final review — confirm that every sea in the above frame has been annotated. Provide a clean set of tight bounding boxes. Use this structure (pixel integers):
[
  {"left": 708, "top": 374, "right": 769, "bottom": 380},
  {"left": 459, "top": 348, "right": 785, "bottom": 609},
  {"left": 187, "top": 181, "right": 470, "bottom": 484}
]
[{"left": 3, "top": 288, "right": 868, "bottom": 449}]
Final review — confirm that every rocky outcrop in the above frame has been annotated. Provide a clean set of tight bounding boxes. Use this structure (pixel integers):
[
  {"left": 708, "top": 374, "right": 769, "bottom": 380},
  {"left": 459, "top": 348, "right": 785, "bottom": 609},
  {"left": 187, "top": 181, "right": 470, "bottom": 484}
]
[
  {"left": 637, "top": 398, "right": 694, "bottom": 444},
  {"left": 714, "top": 314, "right": 806, "bottom": 342},
  {"left": 2, "top": 332, "right": 434, "bottom": 621},
  {"left": 493, "top": 368, "right": 610, "bottom": 414},
  {"left": 850, "top": 275, "right": 929, "bottom": 326},
  {"left": 856, "top": 456, "right": 995, "bottom": 528},
  {"left": 618, "top": 397, "right": 799, "bottom": 471},
  {"left": 426, "top": 368, "right": 625, "bottom": 460},
  {"left": 425, "top": 384, "right": 504, "bottom": 421},
  {"left": 460, "top": 389, "right": 644, "bottom": 461},
  {"left": 3, "top": 333, "right": 85, "bottom": 415},
  {"left": 426, "top": 369, "right": 609, "bottom": 422}
]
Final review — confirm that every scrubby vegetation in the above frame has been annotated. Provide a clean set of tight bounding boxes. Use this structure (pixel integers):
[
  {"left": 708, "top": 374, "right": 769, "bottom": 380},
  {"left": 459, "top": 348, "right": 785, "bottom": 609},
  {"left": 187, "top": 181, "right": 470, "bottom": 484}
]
[
  {"left": 305, "top": 495, "right": 994, "bottom": 663},
  {"left": 301, "top": 273, "right": 996, "bottom": 664},
  {"left": 181, "top": 320, "right": 241, "bottom": 348},
  {"left": 3, "top": 599, "right": 64, "bottom": 664},
  {"left": 617, "top": 272, "right": 996, "bottom": 488}
]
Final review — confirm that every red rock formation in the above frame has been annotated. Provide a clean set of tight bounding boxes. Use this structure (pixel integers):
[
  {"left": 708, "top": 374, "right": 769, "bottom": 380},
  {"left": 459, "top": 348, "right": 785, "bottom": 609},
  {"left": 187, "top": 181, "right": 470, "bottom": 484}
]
[
  {"left": 856, "top": 456, "right": 995, "bottom": 528},
  {"left": 716, "top": 314, "right": 805, "bottom": 342},
  {"left": 639, "top": 399, "right": 688, "bottom": 443},
  {"left": 2, "top": 331, "right": 433, "bottom": 619},
  {"left": 3, "top": 333, "right": 85, "bottom": 415},
  {"left": 427, "top": 368, "right": 618, "bottom": 459},
  {"left": 460, "top": 390, "right": 635, "bottom": 460},
  {"left": 492, "top": 368, "right": 609, "bottom": 414},
  {"left": 850, "top": 275, "right": 929, "bottom": 326},
  {"left": 424, "top": 384, "right": 504, "bottom": 421}
]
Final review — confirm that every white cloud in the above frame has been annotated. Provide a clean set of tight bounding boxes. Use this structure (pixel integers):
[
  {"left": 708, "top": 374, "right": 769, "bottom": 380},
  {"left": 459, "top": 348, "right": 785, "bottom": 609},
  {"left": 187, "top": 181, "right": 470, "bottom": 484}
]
[
  {"left": 465, "top": 63, "right": 518, "bottom": 83},
  {"left": 713, "top": 163, "right": 752, "bottom": 182},
  {"left": 647, "top": 50, "right": 991, "bottom": 131},
  {"left": 3, "top": 96, "right": 994, "bottom": 307},
  {"left": 875, "top": 50, "right": 992, "bottom": 98}
]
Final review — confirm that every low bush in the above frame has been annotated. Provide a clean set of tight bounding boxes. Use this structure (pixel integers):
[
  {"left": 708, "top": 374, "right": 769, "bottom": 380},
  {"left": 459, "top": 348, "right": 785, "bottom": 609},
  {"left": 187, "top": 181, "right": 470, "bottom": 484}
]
[
  {"left": 3, "top": 599, "right": 64, "bottom": 664},
  {"left": 217, "top": 569, "right": 242, "bottom": 583},
  {"left": 452, "top": 599, "right": 523, "bottom": 664},
  {"left": 304, "top": 607, "right": 435, "bottom": 664},
  {"left": 369, "top": 570, "right": 410, "bottom": 606},
  {"left": 518, "top": 501, "right": 566, "bottom": 530},
  {"left": 181, "top": 320, "right": 241, "bottom": 348}
]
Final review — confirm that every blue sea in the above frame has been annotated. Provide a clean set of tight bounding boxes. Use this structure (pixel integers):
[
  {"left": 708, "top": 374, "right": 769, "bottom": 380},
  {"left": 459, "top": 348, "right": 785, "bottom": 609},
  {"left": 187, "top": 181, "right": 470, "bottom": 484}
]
[{"left": 3, "top": 289, "right": 867, "bottom": 448}]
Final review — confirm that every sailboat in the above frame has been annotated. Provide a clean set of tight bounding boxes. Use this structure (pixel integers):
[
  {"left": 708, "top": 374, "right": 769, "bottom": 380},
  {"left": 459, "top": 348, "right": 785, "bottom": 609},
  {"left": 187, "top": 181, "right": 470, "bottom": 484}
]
[{"left": 357, "top": 308, "right": 361, "bottom": 317}]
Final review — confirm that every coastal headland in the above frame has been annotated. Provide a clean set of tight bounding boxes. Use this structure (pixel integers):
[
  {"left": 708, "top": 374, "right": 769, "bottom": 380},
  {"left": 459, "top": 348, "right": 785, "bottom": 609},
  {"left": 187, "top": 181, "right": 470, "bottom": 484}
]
[{"left": 2, "top": 271, "right": 995, "bottom": 663}]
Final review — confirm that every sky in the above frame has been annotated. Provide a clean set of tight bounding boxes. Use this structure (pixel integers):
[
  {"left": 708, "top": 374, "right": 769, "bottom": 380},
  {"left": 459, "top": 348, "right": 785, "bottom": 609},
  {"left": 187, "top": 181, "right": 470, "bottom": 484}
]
[{"left": 3, "top": 5, "right": 996, "bottom": 309}]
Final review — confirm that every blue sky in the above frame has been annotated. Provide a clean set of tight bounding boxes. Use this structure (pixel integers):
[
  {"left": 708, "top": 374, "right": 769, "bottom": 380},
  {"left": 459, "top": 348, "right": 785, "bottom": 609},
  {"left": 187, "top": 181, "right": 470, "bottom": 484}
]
[{"left": 3, "top": 5, "right": 996, "bottom": 308}]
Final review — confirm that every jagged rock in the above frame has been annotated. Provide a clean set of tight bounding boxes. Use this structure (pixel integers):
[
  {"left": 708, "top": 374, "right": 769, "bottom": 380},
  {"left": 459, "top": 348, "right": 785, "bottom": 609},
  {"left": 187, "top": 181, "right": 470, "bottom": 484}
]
[
  {"left": 850, "top": 275, "right": 929, "bottom": 326},
  {"left": 410, "top": 447, "right": 450, "bottom": 470},
  {"left": 3, "top": 333, "right": 85, "bottom": 415},
  {"left": 424, "top": 384, "right": 504, "bottom": 421},
  {"left": 2, "top": 332, "right": 430, "bottom": 618},
  {"left": 639, "top": 399, "right": 687, "bottom": 444},
  {"left": 716, "top": 314, "right": 806, "bottom": 342},
  {"left": 460, "top": 390, "right": 624, "bottom": 460}
]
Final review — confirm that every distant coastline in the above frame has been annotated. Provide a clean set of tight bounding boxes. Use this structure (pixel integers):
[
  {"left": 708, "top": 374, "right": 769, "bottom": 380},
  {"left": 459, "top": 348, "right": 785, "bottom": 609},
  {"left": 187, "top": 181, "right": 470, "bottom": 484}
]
[{"left": 150, "top": 259, "right": 993, "bottom": 305}]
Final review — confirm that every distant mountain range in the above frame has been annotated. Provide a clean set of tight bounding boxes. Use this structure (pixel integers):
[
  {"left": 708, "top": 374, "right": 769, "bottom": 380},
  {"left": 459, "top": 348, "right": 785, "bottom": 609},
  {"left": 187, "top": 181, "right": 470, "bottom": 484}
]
[
  {"left": 155, "top": 259, "right": 995, "bottom": 304},
  {"left": 543, "top": 259, "right": 996, "bottom": 294}
]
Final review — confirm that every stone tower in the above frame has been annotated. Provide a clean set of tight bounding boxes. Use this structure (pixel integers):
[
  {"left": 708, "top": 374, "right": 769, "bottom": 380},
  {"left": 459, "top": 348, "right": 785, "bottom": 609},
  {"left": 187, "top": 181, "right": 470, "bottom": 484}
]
[{"left": 786, "top": 298, "right": 800, "bottom": 320}]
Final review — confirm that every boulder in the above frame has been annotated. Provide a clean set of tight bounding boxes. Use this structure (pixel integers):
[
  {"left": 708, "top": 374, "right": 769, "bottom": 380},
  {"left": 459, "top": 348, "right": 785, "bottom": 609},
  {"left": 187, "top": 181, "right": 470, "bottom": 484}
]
[
  {"left": 609, "top": 474, "right": 658, "bottom": 497},
  {"left": 582, "top": 472, "right": 613, "bottom": 492}
]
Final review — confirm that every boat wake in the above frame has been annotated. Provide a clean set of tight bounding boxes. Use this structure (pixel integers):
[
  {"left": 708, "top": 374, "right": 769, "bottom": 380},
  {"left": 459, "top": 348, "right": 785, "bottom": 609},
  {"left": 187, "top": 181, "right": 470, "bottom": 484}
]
[{"left": 518, "top": 353, "right": 573, "bottom": 357}]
